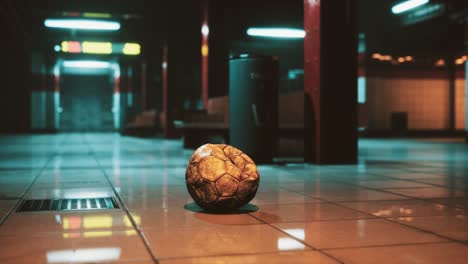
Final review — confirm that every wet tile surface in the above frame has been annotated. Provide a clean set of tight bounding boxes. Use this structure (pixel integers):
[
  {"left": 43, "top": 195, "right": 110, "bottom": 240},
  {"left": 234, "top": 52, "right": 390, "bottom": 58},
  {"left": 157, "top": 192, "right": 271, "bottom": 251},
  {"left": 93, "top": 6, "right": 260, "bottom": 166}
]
[
  {"left": 325, "top": 242, "right": 468, "bottom": 264},
  {"left": 0, "top": 134, "right": 467, "bottom": 263}
]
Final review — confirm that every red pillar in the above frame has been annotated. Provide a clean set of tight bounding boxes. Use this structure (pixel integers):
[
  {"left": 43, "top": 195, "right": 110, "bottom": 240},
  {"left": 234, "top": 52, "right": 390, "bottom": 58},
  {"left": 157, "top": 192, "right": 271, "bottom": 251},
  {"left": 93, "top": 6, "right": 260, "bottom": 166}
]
[
  {"left": 201, "top": 0, "right": 209, "bottom": 109},
  {"left": 304, "top": 0, "right": 358, "bottom": 164}
]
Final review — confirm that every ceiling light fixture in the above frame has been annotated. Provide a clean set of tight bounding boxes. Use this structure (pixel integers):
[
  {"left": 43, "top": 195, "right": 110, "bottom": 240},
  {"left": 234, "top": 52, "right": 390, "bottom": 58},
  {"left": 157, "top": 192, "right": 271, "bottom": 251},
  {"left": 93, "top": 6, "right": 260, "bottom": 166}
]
[
  {"left": 391, "top": 0, "right": 430, "bottom": 14},
  {"left": 246, "top": 27, "right": 305, "bottom": 39},
  {"left": 44, "top": 19, "right": 120, "bottom": 31}
]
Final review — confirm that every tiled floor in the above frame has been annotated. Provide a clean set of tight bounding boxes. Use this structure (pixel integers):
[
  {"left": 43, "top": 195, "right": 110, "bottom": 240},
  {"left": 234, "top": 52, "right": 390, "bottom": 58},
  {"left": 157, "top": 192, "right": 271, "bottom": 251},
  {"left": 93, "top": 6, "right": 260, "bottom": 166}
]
[{"left": 0, "top": 134, "right": 468, "bottom": 263}]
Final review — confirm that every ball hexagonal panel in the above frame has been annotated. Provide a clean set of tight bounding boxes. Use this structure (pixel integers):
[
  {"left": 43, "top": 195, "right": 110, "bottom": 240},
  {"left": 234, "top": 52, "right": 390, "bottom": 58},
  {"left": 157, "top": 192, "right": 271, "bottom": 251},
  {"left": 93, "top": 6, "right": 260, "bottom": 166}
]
[{"left": 186, "top": 144, "right": 260, "bottom": 211}]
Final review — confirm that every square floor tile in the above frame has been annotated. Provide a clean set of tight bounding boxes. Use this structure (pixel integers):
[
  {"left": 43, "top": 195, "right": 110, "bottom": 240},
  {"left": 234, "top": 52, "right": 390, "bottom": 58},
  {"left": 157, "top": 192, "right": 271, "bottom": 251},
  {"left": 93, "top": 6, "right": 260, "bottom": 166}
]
[
  {"left": 311, "top": 188, "right": 408, "bottom": 202},
  {"left": 392, "top": 215, "right": 468, "bottom": 241},
  {"left": 0, "top": 231, "right": 151, "bottom": 264},
  {"left": 130, "top": 209, "right": 262, "bottom": 229},
  {"left": 325, "top": 242, "right": 468, "bottom": 264},
  {"left": 250, "top": 203, "right": 373, "bottom": 223},
  {"left": 353, "top": 179, "right": 434, "bottom": 189},
  {"left": 250, "top": 190, "right": 321, "bottom": 205},
  {"left": 159, "top": 250, "right": 339, "bottom": 264},
  {"left": 387, "top": 188, "right": 466, "bottom": 199},
  {"left": 143, "top": 224, "right": 309, "bottom": 259},
  {"left": 0, "top": 211, "right": 133, "bottom": 236},
  {"left": 339, "top": 200, "right": 467, "bottom": 218},
  {"left": 273, "top": 219, "right": 446, "bottom": 249}
]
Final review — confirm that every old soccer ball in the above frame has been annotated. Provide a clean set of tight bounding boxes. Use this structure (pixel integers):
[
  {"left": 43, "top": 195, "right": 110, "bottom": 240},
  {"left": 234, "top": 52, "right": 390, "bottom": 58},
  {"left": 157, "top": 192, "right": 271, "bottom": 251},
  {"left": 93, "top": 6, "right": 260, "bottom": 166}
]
[{"left": 186, "top": 144, "right": 260, "bottom": 211}]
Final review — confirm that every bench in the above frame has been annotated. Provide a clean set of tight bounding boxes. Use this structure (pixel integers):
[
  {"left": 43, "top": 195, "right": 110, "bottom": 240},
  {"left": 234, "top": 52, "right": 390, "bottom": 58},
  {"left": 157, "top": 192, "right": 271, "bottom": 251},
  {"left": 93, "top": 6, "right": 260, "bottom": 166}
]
[
  {"left": 175, "top": 91, "right": 305, "bottom": 149},
  {"left": 174, "top": 97, "right": 229, "bottom": 148},
  {"left": 123, "top": 109, "right": 158, "bottom": 137}
]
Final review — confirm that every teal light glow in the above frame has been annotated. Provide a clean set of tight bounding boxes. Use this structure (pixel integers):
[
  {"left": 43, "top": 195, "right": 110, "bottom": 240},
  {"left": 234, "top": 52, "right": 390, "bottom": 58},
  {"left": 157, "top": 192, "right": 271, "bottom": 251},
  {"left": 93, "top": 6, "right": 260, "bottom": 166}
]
[
  {"left": 44, "top": 19, "right": 120, "bottom": 31},
  {"left": 391, "top": 0, "right": 429, "bottom": 14},
  {"left": 63, "top": 60, "right": 111, "bottom": 69},
  {"left": 358, "top": 77, "right": 366, "bottom": 104},
  {"left": 246, "top": 28, "right": 305, "bottom": 39}
]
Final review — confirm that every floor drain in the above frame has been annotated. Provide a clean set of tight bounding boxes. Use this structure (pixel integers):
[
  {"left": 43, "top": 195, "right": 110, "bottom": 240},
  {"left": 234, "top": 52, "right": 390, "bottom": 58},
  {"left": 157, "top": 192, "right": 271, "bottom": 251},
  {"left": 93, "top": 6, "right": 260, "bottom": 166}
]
[{"left": 17, "top": 197, "right": 119, "bottom": 212}]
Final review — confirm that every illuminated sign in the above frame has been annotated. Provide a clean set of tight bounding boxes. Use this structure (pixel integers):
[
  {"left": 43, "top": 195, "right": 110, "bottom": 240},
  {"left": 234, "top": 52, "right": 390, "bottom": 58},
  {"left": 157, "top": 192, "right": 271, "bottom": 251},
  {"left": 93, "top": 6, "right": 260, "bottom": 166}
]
[
  {"left": 58, "top": 41, "right": 141, "bottom": 55},
  {"left": 82, "top": 41, "right": 112, "bottom": 54}
]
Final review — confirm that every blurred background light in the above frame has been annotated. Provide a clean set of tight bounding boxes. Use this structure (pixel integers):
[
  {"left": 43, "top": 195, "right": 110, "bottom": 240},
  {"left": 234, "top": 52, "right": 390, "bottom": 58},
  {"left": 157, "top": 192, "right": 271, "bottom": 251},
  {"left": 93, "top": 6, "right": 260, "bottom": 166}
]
[
  {"left": 246, "top": 27, "right": 305, "bottom": 39},
  {"left": 63, "top": 60, "right": 111, "bottom": 69},
  {"left": 391, "top": 0, "right": 430, "bottom": 14},
  {"left": 201, "top": 24, "right": 209, "bottom": 36},
  {"left": 122, "top": 43, "right": 141, "bottom": 55},
  {"left": 82, "top": 41, "right": 112, "bottom": 54},
  {"left": 44, "top": 18, "right": 120, "bottom": 31}
]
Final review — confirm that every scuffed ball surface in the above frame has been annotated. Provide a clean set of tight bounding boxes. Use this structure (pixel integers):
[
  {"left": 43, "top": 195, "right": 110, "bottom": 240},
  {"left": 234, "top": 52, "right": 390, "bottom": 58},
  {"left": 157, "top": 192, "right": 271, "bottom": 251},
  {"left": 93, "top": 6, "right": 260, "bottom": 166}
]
[{"left": 186, "top": 144, "right": 260, "bottom": 211}]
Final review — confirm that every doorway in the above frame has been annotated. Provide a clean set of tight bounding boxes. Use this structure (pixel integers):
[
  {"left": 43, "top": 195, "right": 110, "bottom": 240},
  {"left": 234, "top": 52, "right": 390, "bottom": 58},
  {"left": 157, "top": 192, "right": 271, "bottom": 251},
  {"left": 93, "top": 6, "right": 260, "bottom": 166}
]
[{"left": 60, "top": 74, "right": 114, "bottom": 131}]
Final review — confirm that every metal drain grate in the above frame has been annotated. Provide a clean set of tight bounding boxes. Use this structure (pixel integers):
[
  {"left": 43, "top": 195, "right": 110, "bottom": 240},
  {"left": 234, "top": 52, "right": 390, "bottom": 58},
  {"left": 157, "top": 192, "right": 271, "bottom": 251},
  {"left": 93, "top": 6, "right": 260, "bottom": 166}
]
[{"left": 17, "top": 197, "right": 119, "bottom": 212}]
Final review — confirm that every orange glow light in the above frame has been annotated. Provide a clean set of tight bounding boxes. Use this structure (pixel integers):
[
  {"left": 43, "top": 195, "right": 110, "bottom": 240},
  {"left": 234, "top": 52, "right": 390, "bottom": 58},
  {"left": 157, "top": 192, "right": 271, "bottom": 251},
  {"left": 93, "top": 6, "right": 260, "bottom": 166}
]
[
  {"left": 371, "top": 53, "right": 382, "bottom": 59},
  {"left": 67, "top": 41, "right": 81, "bottom": 53},
  {"left": 201, "top": 44, "right": 209, "bottom": 57},
  {"left": 435, "top": 59, "right": 445, "bottom": 67}
]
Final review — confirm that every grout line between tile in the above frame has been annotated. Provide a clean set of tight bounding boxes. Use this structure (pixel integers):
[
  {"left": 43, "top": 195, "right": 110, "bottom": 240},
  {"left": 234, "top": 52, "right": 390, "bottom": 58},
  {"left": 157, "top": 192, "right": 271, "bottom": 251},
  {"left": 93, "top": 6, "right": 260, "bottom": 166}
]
[
  {"left": 86, "top": 136, "right": 160, "bottom": 264},
  {"left": 291, "top": 190, "right": 468, "bottom": 247},
  {"left": 246, "top": 212, "right": 345, "bottom": 264},
  {"left": 0, "top": 136, "right": 66, "bottom": 225},
  {"left": 154, "top": 249, "right": 316, "bottom": 262}
]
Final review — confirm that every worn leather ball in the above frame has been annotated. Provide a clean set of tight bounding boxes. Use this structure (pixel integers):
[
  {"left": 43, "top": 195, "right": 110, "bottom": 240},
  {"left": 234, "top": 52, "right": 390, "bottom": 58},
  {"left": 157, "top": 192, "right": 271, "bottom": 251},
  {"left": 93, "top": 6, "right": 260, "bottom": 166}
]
[{"left": 186, "top": 144, "right": 260, "bottom": 211}]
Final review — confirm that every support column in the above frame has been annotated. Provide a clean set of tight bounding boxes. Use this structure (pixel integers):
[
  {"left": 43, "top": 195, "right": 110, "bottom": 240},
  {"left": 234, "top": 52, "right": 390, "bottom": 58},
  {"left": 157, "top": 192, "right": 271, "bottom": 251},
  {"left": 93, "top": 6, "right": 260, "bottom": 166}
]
[
  {"left": 465, "top": 60, "right": 468, "bottom": 142},
  {"left": 141, "top": 60, "right": 147, "bottom": 111},
  {"left": 465, "top": 25, "right": 468, "bottom": 142},
  {"left": 163, "top": 0, "right": 202, "bottom": 138},
  {"left": 304, "top": 0, "right": 358, "bottom": 164},
  {"left": 448, "top": 55, "right": 456, "bottom": 132},
  {"left": 201, "top": 0, "right": 209, "bottom": 109},
  {"left": 207, "top": 0, "right": 228, "bottom": 98}
]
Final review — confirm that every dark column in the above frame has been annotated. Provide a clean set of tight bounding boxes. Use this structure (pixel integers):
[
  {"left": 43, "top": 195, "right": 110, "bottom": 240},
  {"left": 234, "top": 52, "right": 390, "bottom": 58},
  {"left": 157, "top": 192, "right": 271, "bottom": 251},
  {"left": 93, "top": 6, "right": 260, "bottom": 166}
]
[
  {"left": 207, "top": 0, "right": 228, "bottom": 98},
  {"left": 448, "top": 55, "right": 455, "bottom": 132},
  {"left": 465, "top": 60, "right": 468, "bottom": 143},
  {"left": 163, "top": 0, "right": 202, "bottom": 137},
  {"left": 304, "top": 0, "right": 358, "bottom": 164},
  {"left": 141, "top": 60, "right": 147, "bottom": 111},
  {"left": 465, "top": 25, "right": 468, "bottom": 143},
  {"left": 201, "top": 0, "right": 209, "bottom": 108}
]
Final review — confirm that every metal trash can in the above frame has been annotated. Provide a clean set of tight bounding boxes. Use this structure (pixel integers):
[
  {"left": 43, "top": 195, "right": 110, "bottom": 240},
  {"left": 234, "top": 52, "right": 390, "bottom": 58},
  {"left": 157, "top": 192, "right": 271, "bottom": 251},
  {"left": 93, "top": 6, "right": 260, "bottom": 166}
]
[{"left": 229, "top": 55, "right": 278, "bottom": 163}]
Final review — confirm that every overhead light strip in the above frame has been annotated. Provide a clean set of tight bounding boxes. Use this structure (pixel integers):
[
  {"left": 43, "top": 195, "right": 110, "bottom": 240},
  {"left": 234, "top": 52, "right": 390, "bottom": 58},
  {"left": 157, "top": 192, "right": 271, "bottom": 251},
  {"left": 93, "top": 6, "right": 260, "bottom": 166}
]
[
  {"left": 391, "top": 0, "right": 430, "bottom": 14},
  {"left": 246, "top": 27, "right": 305, "bottom": 39},
  {"left": 44, "top": 19, "right": 120, "bottom": 31}
]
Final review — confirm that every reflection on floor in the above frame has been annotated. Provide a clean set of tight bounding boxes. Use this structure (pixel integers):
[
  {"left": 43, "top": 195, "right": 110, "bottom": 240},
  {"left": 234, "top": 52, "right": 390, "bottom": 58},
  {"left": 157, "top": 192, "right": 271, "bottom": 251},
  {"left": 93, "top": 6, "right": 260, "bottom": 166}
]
[{"left": 0, "top": 134, "right": 468, "bottom": 263}]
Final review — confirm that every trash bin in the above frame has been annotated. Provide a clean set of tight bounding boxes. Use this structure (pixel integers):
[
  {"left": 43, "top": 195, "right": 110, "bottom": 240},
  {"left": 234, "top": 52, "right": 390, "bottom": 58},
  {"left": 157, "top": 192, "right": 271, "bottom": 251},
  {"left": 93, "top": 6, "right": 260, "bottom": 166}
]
[{"left": 229, "top": 55, "right": 278, "bottom": 163}]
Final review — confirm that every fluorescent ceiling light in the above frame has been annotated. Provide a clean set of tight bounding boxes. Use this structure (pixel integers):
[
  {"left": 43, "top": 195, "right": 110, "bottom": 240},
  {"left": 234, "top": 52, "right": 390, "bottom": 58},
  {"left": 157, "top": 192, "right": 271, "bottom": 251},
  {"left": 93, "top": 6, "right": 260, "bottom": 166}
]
[
  {"left": 391, "top": 0, "right": 429, "bottom": 14},
  {"left": 247, "top": 27, "right": 305, "bottom": 39},
  {"left": 63, "top": 60, "right": 111, "bottom": 69},
  {"left": 44, "top": 19, "right": 120, "bottom": 31}
]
